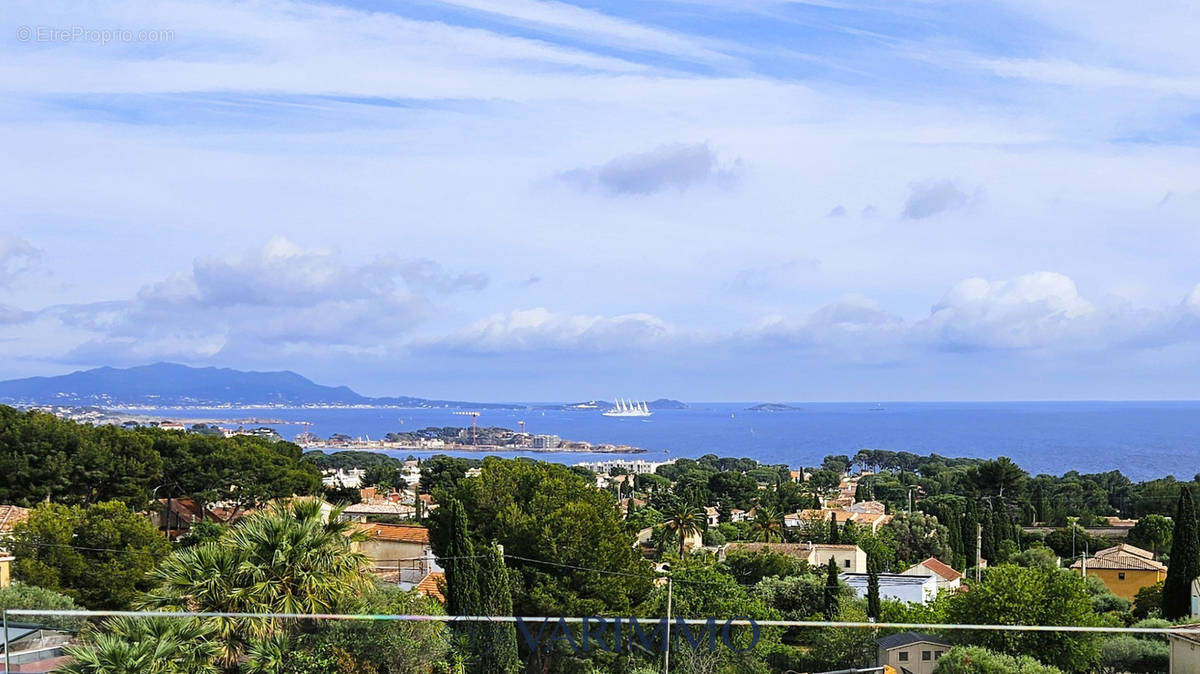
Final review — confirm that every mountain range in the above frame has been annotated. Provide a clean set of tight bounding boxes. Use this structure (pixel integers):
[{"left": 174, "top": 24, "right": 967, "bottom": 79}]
[{"left": 0, "top": 363, "right": 520, "bottom": 408}]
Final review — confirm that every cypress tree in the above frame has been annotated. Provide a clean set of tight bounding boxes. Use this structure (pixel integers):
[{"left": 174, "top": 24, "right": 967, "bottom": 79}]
[
  {"left": 842, "top": 519, "right": 857, "bottom": 544},
  {"left": 961, "top": 504, "right": 978, "bottom": 568},
  {"left": 979, "top": 502, "right": 996, "bottom": 563},
  {"left": 829, "top": 515, "right": 840, "bottom": 544},
  {"left": 475, "top": 544, "right": 519, "bottom": 674},
  {"left": 1162, "top": 487, "right": 1200, "bottom": 619},
  {"left": 443, "top": 498, "right": 481, "bottom": 621},
  {"left": 823, "top": 558, "right": 839, "bottom": 621},
  {"left": 866, "top": 567, "right": 881, "bottom": 620}
]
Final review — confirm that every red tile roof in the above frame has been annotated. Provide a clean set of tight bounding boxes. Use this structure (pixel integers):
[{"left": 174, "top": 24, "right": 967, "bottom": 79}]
[
  {"left": 355, "top": 523, "right": 430, "bottom": 544},
  {"left": 416, "top": 572, "right": 445, "bottom": 603},
  {"left": 916, "top": 557, "right": 963, "bottom": 582},
  {"left": 0, "top": 505, "right": 30, "bottom": 534}
]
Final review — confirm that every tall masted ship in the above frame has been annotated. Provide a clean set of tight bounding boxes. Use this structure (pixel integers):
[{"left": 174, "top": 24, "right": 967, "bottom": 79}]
[{"left": 603, "top": 399, "right": 652, "bottom": 417}]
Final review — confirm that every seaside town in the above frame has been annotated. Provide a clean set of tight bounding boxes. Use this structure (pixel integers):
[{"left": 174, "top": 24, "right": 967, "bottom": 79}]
[{"left": 1, "top": 404, "right": 1199, "bottom": 673}]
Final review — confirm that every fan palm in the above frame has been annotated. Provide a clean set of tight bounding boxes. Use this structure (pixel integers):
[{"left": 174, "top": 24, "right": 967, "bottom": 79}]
[
  {"left": 140, "top": 498, "right": 372, "bottom": 668},
  {"left": 663, "top": 504, "right": 705, "bottom": 557},
  {"left": 58, "top": 615, "right": 221, "bottom": 674},
  {"left": 752, "top": 507, "right": 786, "bottom": 543}
]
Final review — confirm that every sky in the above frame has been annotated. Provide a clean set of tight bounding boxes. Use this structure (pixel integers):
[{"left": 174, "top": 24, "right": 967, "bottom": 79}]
[{"left": 2, "top": 0, "right": 1200, "bottom": 401}]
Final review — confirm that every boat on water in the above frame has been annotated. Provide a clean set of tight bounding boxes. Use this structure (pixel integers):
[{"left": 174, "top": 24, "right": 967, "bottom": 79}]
[{"left": 602, "top": 398, "right": 652, "bottom": 417}]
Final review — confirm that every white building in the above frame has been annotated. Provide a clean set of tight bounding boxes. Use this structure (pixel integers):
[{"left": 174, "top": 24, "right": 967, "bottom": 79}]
[
  {"left": 321, "top": 468, "right": 365, "bottom": 489},
  {"left": 841, "top": 572, "right": 938, "bottom": 605},
  {"left": 532, "top": 434, "right": 561, "bottom": 449},
  {"left": 574, "top": 458, "right": 673, "bottom": 474},
  {"left": 902, "top": 557, "right": 963, "bottom": 594}
]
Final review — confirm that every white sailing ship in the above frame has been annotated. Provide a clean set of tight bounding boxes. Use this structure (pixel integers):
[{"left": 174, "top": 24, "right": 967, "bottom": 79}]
[{"left": 602, "top": 398, "right": 652, "bottom": 417}]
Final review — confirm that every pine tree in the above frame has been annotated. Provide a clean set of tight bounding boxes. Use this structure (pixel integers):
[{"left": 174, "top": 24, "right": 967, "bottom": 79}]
[
  {"left": 443, "top": 498, "right": 481, "bottom": 621},
  {"left": 823, "top": 558, "right": 839, "bottom": 621},
  {"left": 866, "top": 567, "right": 881, "bottom": 620},
  {"left": 1162, "top": 487, "right": 1200, "bottom": 619},
  {"left": 829, "top": 515, "right": 840, "bottom": 544},
  {"left": 475, "top": 544, "right": 519, "bottom": 674}
]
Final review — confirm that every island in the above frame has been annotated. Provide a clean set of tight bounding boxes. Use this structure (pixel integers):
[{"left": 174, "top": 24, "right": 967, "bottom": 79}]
[{"left": 746, "top": 402, "right": 803, "bottom": 412}]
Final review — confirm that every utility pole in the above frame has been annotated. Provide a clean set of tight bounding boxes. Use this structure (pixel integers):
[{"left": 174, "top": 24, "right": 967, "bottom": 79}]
[
  {"left": 975, "top": 522, "right": 982, "bottom": 583},
  {"left": 663, "top": 575, "right": 673, "bottom": 674}
]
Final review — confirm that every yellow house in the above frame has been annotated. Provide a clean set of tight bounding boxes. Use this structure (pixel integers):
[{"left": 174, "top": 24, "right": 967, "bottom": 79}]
[
  {"left": 0, "top": 554, "right": 11, "bottom": 588},
  {"left": 1070, "top": 543, "right": 1166, "bottom": 601}
]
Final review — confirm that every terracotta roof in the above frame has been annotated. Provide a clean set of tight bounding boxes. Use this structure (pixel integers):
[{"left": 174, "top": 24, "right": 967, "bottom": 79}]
[
  {"left": 355, "top": 523, "right": 430, "bottom": 544},
  {"left": 847, "top": 501, "right": 886, "bottom": 514},
  {"left": 812, "top": 544, "right": 863, "bottom": 551},
  {"left": 416, "top": 572, "right": 445, "bottom": 603},
  {"left": 158, "top": 498, "right": 223, "bottom": 523},
  {"left": 1095, "top": 543, "right": 1154, "bottom": 561},
  {"left": 0, "top": 505, "right": 30, "bottom": 534},
  {"left": 1071, "top": 551, "right": 1165, "bottom": 572},
  {"left": 914, "top": 557, "right": 963, "bottom": 582}
]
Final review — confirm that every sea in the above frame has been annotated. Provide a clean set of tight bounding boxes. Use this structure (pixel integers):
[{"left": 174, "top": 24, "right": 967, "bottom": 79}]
[{"left": 117, "top": 401, "right": 1200, "bottom": 482}]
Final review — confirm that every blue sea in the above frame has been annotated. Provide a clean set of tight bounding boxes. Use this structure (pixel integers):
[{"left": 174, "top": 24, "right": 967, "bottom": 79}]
[{"left": 124, "top": 402, "right": 1200, "bottom": 482}]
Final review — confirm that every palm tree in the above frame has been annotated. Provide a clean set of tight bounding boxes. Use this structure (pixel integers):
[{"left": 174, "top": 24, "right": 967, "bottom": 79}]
[
  {"left": 663, "top": 503, "right": 705, "bottom": 557},
  {"left": 140, "top": 498, "right": 372, "bottom": 668},
  {"left": 751, "top": 507, "right": 786, "bottom": 543},
  {"left": 59, "top": 615, "right": 221, "bottom": 674}
]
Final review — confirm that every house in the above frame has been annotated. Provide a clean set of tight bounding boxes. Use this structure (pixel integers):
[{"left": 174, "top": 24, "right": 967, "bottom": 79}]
[
  {"left": 876, "top": 631, "right": 951, "bottom": 674},
  {"left": 847, "top": 500, "right": 887, "bottom": 514},
  {"left": 1168, "top": 627, "right": 1200, "bottom": 673},
  {"left": 149, "top": 497, "right": 223, "bottom": 536},
  {"left": 1071, "top": 543, "right": 1166, "bottom": 601},
  {"left": 729, "top": 508, "right": 748, "bottom": 523},
  {"left": 811, "top": 544, "right": 868, "bottom": 573},
  {"left": 795, "top": 508, "right": 892, "bottom": 534},
  {"left": 341, "top": 488, "right": 417, "bottom": 522},
  {"left": 321, "top": 468, "right": 366, "bottom": 489},
  {"left": 0, "top": 504, "right": 30, "bottom": 589},
  {"left": 351, "top": 523, "right": 439, "bottom": 586},
  {"left": 0, "top": 622, "right": 76, "bottom": 672},
  {"left": 416, "top": 571, "right": 446, "bottom": 603},
  {"left": 843, "top": 572, "right": 938, "bottom": 605},
  {"left": 902, "top": 557, "right": 963, "bottom": 594},
  {"left": 705, "top": 506, "right": 720, "bottom": 527},
  {"left": 721, "top": 542, "right": 868, "bottom": 573}
]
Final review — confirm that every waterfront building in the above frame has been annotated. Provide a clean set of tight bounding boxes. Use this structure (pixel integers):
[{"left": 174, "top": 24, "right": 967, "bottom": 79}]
[{"left": 531, "top": 434, "right": 561, "bottom": 449}]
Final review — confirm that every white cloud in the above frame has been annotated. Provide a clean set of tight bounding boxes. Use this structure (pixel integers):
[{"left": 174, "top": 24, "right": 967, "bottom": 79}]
[
  {"left": 43, "top": 238, "right": 486, "bottom": 364},
  {"left": 418, "top": 308, "right": 682, "bottom": 353},
  {"left": 0, "top": 234, "right": 39, "bottom": 287},
  {"left": 917, "top": 272, "right": 1097, "bottom": 350}
]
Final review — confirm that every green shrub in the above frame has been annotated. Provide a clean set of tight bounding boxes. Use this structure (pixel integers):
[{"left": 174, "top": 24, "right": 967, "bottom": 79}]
[{"left": 934, "top": 645, "right": 1065, "bottom": 673}]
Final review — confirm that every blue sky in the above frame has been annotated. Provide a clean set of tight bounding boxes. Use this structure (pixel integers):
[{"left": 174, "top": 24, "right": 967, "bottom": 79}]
[{"left": 3, "top": 0, "right": 1200, "bottom": 401}]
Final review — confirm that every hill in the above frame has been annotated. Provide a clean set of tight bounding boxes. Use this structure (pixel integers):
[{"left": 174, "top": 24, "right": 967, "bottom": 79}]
[{"left": 0, "top": 363, "right": 519, "bottom": 408}]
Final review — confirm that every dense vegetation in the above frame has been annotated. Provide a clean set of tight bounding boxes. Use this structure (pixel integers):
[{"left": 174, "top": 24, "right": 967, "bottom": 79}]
[
  {"left": 0, "top": 406, "right": 321, "bottom": 512},
  {"left": 3, "top": 406, "right": 1199, "bottom": 673}
]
